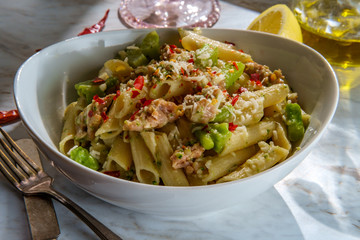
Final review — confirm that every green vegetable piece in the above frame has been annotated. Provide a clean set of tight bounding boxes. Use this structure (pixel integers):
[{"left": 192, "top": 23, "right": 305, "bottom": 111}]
[
  {"left": 224, "top": 61, "right": 245, "bottom": 89},
  {"left": 75, "top": 80, "right": 105, "bottom": 104},
  {"left": 140, "top": 31, "right": 161, "bottom": 59},
  {"left": 126, "top": 48, "right": 149, "bottom": 68},
  {"left": 194, "top": 130, "right": 214, "bottom": 150},
  {"left": 285, "top": 103, "right": 305, "bottom": 142},
  {"left": 212, "top": 105, "right": 234, "bottom": 122},
  {"left": 210, "top": 123, "right": 232, "bottom": 153},
  {"left": 75, "top": 77, "right": 120, "bottom": 104},
  {"left": 193, "top": 123, "right": 232, "bottom": 153},
  {"left": 195, "top": 44, "right": 218, "bottom": 68},
  {"left": 104, "top": 76, "right": 119, "bottom": 94},
  {"left": 70, "top": 146, "right": 99, "bottom": 170}
]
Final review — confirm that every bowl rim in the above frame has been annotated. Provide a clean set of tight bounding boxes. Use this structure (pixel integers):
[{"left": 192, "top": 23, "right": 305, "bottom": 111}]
[{"left": 14, "top": 28, "right": 339, "bottom": 190}]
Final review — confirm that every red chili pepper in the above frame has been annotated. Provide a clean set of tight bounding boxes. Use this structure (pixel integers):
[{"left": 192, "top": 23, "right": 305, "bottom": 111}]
[
  {"left": 131, "top": 90, "right": 140, "bottom": 98},
  {"left": 0, "top": 110, "right": 20, "bottom": 124},
  {"left": 187, "top": 58, "right": 194, "bottom": 63},
  {"left": 228, "top": 122, "right": 238, "bottom": 132},
  {"left": 239, "top": 49, "right": 244, "bottom": 53},
  {"left": 231, "top": 95, "right": 239, "bottom": 106},
  {"left": 77, "top": 9, "right": 110, "bottom": 36},
  {"left": 103, "top": 171, "right": 121, "bottom": 178},
  {"left": 93, "top": 95, "right": 105, "bottom": 104},
  {"left": 134, "top": 76, "right": 144, "bottom": 90}
]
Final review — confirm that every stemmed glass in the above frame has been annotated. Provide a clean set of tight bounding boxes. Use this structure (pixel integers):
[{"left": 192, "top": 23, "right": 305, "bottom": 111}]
[{"left": 119, "top": 0, "right": 221, "bottom": 28}]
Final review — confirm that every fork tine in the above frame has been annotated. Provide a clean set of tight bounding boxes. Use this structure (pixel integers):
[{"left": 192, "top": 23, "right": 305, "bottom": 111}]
[
  {"left": 0, "top": 127, "right": 40, "bottom": 174},
  {"left": 0, "top": 149, "right": 22, "bottom": 188}
]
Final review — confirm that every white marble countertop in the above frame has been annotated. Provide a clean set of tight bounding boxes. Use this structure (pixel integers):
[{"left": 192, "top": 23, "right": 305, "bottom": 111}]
[{"left": 0, "top": 0, "right": 359, "bottom": 239}]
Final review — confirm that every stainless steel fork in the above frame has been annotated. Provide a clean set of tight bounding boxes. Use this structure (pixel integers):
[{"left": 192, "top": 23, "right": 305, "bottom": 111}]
[{"left": 0, "top": 127, "right": 123, "bottom": 240}]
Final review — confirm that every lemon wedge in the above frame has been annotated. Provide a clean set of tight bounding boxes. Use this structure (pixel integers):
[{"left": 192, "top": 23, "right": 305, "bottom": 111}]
[{"left": 247, "top": 4, "right": 303, "bottom": 43}]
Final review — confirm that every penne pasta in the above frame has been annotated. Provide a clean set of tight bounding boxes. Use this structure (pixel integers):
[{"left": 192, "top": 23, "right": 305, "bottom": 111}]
[
  {"left": 202, "top": 145, "right": 257, "bottom": 183},
  {"left": 149, "top": 80, "right": 193, "bottom": 100},
  {"left": 220, "top": 120, "right": 276, "bottom": 156},
  {"left": 179, "top": 29, "right": 253, "bottom": 63},
  {"left": 272, "top": 122, "right": 292, "bottom": 152},
  {"left": 113, "top": 87, "right": 147, "bottom": 119},
  {"left": 217, "top": 141, "right": 289, "bottom": 183},
  {"left": 59, "top": 102, "right": 81, "bottom": 154},
  {"left": 95, "top": 101, "right": 122, "bottom": 139},
  {"left": 107, "top": 135, "right": 133, "bottom": 171},
  {"left": 129, "top": 132, "right": 160, "bottom": 184}
]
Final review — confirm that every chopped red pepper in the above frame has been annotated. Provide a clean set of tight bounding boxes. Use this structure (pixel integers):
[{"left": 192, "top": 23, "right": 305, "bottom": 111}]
[
  {"left": 77, "top": 9, "right": 110, "bottom": 36},
  {"left": 113, "top": 90, "right": 121, "bottom": 100},
  {"left": 255, "top": 80, "right": 262, "bottom": 86},
  {"left": 140, "top": 98, "right": 153, "bottom": 107},
  {"left": 231, "top": 95, "right": 239, "bottom": 106},
  {"left": 180, "top": 67, "right": 187, "bottom": 76},
  {"left": 168, "top": 44, "right": 177, "bottom": 54},
  {"left": 239, "top": 49, "right": 244, "bottom": 53},
  {"left": 92, "top": 77, "right": 105, "bottom": 84},
  {"left": 93, "top": 95, "right": 105, "bottom": 104},
  {"left": 129, "top": 109, "right": 140, "bottom": 121},
  {"left": 103, "top": 171, "right": 121, "bottom": 178},
  {"left": 101, "top": 111, "right": 108, "bottom": 122},
  {"left": 134, "top": 76, "right": 144, "bottom": 90},
  {"left": 250, "top": 73, "right": 262, "bottom": 86},
  {"left": 228, "top": 122, "right": 238, "bottom": 132},
  {"left": 187, "top": 58, "right": 194, "bottom": 63},
  {"left": 232, "top": 61, "right": 239, "bottom": 70},
  {"left": 0, "top": 110, "right": 20, "bottom": 125},
  {"left": 236, "top": 87, "right": 248, "bottom": 94},
  {"left": 131, "top": 90, "right": 140, "bottom": 98}
]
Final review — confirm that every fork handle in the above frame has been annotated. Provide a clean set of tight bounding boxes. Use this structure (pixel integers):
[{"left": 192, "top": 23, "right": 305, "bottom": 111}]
[{"left": 44, "top": 186, "right": 123, "bottom": 240}]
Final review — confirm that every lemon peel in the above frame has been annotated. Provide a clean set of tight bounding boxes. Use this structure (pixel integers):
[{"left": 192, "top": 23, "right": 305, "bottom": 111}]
[{"left": 247, "top": 4, "right": 303, "bottom": 43}]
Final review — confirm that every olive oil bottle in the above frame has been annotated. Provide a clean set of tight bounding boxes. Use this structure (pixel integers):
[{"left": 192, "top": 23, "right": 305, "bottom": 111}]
[{"left": 292, "top": 0, "right": 360, "bottom": 90}]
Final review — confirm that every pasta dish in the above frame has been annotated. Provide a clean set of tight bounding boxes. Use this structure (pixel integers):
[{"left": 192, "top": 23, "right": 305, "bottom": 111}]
[{"left": 59, "top": 29, "right": 309, "bottom": 186}]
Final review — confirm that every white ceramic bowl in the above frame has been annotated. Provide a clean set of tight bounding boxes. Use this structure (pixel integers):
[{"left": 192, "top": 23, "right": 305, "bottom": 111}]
[{"left": 14, "top": 29, "right": 339, "bottom": 216}]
